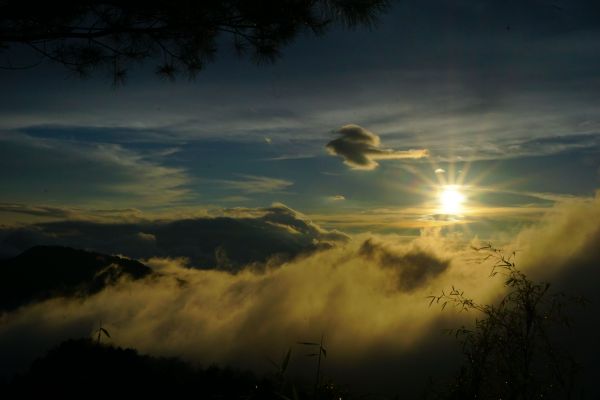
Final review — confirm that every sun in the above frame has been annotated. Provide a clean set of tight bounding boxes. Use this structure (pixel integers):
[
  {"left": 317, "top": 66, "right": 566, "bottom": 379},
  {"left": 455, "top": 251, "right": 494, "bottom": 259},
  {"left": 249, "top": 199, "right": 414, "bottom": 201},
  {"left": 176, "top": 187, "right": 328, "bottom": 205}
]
[{"left": 439, "top": 185, "right": 465, "bottom": 215}]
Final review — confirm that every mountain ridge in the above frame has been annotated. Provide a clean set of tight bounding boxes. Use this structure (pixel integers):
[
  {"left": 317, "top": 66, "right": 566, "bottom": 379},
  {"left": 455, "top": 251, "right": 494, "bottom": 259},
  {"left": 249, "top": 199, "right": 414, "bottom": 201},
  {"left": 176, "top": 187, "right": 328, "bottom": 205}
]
[{"left": 0, "top": 245, "right": 152, "bottom": 312}]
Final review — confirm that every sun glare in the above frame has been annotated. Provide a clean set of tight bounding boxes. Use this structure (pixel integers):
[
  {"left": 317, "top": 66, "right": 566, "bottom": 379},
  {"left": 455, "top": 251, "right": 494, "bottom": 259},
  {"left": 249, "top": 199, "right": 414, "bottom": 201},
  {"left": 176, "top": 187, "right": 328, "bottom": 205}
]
[{"left": 439, "top": 186, "right": 465, "bottom": 215}]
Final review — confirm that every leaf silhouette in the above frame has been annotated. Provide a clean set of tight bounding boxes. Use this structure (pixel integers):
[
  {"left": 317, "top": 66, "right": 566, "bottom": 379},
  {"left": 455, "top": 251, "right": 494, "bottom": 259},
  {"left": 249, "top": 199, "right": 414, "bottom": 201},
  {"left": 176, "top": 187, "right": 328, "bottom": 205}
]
[
  {"left": 281, "top": 348, "right": 292, "bottom": 373},
  {"left": 267, "top": 357, "right": 279, "bottom": 370}
]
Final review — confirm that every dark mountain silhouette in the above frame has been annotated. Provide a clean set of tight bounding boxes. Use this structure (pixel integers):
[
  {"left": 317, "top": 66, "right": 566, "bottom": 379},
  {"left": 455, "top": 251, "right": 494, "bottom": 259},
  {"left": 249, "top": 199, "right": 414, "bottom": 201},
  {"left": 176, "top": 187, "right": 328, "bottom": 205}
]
[
  {"left": 0, "top": 245, "right": 151, "bottom": 312},
  {"left": 2, "top": 338, "right": 273, "bottom": 399}
]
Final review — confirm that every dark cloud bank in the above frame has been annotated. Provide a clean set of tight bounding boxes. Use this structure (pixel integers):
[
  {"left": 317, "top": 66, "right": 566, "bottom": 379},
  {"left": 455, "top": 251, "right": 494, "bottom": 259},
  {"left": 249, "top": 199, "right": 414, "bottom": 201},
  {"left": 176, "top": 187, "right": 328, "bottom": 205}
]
[
  {"left": 326, "top": 124, "right": 428, "bottom": 170},
  {"left": 0, "top": 203, "right": 348, "bottom": 270},
  {"left": 1, "top": 197, "right": 600, "bottom": 397}
]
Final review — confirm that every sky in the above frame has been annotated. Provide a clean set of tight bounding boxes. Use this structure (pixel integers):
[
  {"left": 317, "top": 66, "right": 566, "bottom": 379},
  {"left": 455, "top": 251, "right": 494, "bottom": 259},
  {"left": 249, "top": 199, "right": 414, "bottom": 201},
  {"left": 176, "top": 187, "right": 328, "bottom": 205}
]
[
  {"left": 1, "top": 0, "right": 600, "bottom": 396},
  {"left": 1, "top": 0, "right": 599, "bottom": 235}
]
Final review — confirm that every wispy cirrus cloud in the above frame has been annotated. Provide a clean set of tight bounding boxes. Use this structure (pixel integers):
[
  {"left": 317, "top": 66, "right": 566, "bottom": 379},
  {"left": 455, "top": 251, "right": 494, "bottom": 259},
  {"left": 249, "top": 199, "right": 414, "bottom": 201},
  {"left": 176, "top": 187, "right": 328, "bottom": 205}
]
[
  {"left": 0, "top": 132, "right": 191, "bottom": 207},
  {"left": 214, "top": 174, "right": 293, "bottom": 194},
  {"left": 0, "top": 202, "right": 144, "bottom": 224},
  {"left": 328, "top": 195, "right": 346, "bottom": 201}
]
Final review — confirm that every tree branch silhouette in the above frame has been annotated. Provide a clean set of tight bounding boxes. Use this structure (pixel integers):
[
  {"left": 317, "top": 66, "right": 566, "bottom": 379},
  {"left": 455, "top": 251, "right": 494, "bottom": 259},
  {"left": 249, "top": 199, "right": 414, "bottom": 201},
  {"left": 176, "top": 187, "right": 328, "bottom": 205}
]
[
  {"left": 427, "top": 243, "right": 587, "bottom": 399},
  {"left": 0, "top": 0, "right": 391, "bottom": 82}
]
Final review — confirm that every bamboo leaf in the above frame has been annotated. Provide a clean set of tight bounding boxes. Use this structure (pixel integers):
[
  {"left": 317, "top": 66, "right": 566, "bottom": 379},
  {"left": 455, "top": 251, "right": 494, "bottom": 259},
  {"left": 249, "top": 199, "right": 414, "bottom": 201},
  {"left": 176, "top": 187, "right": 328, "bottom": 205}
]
[
  {"left": 427, "top": 296, "right": 436, "bottom": 307},
  {"left": 267, "top": 357, "right": 279, "bottom": 370},
  {"left": 281, "top": 348, "right": 292, "bottom": 373}
]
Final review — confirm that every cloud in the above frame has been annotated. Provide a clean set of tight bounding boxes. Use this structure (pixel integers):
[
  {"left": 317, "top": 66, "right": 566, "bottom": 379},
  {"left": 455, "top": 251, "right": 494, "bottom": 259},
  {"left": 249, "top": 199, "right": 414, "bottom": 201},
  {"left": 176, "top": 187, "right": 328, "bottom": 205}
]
[
  {"left": 0, "top": 231, "right": 485, "bottom": 394},
  {"left": 263, "top": 154, "right": 316, "bottom": 161},
  {"left": 0, "top": 203, "right": 74, "bottom": 219},
  {"left": 215, "top": 174, "right": 293, "bottom": 194},
  {"left": 0, "top": 202, "right": 144, "bottom": 224},
  {"left": 505, "top": 133, "right": 600, "bottom": 159},
  {"left": 0, "top": 203, "right": 348, "bottom": 268},
  {"left": 507, "top": 192, "right": 600, "bottom": 392},
  {"left": 358, "top": 238, "right": 450, "bottom": 291},
  {"left": 1, "top": 194, "right": 600, "bottom": 395},
  {"left": 326, "top": 125, "right": 429, "bottom": 170},
  {"left": 514, "top": 192, "right": 600, "bottom": 280},
  {"left": 0, "top": 132, "right": 190, "bottom": 207},
  {"left": 136, "top": 232, "right": 156, "bottom": 242},
  {"left": 219, "top": 195, "right": 252, "bottom": 203},
  {"left": 328, "top": 195, "right": 346, "bottom": 201}
]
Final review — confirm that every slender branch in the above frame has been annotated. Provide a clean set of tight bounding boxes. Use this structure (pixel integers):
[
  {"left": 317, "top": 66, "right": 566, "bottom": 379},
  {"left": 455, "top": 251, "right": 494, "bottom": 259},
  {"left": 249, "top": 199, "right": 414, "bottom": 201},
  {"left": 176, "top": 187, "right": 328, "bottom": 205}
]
[
  {"left": 1, "top": 26, "right": 170, "bottom": 43},
  {"left": 0, "top": 54, "right": 44, "bottom": 70}
]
